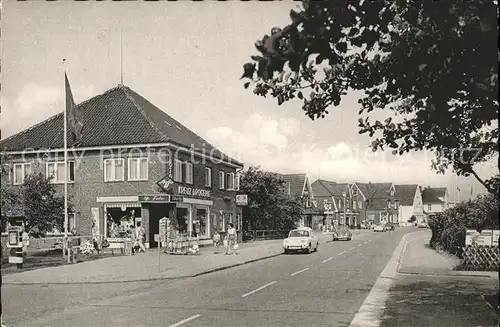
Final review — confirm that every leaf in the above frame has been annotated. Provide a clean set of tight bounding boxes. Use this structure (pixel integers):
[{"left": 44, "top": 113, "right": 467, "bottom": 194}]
[
  {"left": 244, "top": 82, "right": 251, "bottom": 89},
  {"left": 297, "top": 91, "right": 303, "bottom": 99},
  {"left": 337, "top": 42, "right": 348, "bottom": 53},
  {"left": 241, "top": 63, "right": 256, "bottom": 79}
]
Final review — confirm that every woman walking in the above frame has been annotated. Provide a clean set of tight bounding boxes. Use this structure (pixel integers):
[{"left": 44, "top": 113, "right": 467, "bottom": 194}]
[{"left": 225, "top": 223, "right": 237, "bottom": 255}]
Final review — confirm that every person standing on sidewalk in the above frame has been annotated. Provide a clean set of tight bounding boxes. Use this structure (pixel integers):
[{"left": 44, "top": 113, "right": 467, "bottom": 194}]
[
  {"left": 135, "top": 222, "right": 146, "bottom": 253},
  {"left": 213, "top": 230, "right": 221, "bottom": 253},
  {"left": 225, "top": 223, "right": 237, "bottom": 255}
]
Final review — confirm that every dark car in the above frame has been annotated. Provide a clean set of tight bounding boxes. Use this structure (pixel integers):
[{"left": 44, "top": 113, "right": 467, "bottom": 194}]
[
  {"left": 333, "top": 226, "right": 352, "bottom": 241},
  {"left": 385, "top": 222, "right": 395, "bottom": 231}
]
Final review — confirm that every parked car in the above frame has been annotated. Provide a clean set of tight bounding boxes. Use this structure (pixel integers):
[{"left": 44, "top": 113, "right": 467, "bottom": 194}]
[
  {"left": 385, "top": 222, "right": 395, "bottom": 231},
  {"left": 418, "top": 222, "right": 430, "bottom": 228},
  {"left": 283, "top": 227, "right": 319, "bottom": 254},
  {"left": 373, "top": 224, "right": 386, "bottom": 232},
  {"left": 333, "top": 226, "right": 352, "bottom": 241}
]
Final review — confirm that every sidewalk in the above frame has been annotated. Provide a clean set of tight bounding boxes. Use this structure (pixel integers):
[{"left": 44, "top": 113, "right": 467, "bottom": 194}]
[
  {"left": 380, "top": 230, "right": 499, "bottom": 327},
  {"left": 2, "top": 234, "right": 331, "bottom": 285}
]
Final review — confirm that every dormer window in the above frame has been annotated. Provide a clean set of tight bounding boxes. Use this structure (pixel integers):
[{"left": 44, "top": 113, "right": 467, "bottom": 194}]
[
  {"left": 390, "top": 189, "right": 395, "bottom": 197},
  {"left": 352, "top": 188, "right": 358, "bottom": 196}
]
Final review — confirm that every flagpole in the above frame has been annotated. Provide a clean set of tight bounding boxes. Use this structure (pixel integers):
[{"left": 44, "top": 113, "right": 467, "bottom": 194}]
[{"left": 63, "top": 59, "right": 69, "bottom": 240}]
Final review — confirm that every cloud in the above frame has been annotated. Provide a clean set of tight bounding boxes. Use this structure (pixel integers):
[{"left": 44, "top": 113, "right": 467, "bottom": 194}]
[
  {"left": 205, "top": 113, "right": 458, "bottom": 185},
  {"left": 1, "top": 83, "right": 96, "bottom": 138}
]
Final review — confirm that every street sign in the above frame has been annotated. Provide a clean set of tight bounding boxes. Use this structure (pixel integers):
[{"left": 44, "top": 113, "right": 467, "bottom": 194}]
[
  {"left": 7, "top": 226, "right": 22, "bottom": 248},
  {"left": 139, "top": 195, "right": 171, "bottom": 203},
  {"left": 236, "top": 194, "right": 248, "bottom": 206},
  {"left": 159, "top": 217, "right": 169, "bottom": 243}
]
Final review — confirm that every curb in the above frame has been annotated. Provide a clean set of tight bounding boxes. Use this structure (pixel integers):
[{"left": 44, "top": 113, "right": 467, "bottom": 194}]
[{"left": 3, "top": 252, "right": 283, "bottom": 286}]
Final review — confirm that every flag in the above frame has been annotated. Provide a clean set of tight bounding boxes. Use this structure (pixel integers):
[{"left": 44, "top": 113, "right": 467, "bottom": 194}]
[{"left": 65, "top": 73, "right": 83, "bottom": 146}]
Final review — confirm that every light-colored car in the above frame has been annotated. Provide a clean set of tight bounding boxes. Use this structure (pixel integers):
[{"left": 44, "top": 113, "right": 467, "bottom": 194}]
[
  {"left": 333, "top": 226, "right": 352, "bottom": 241},
  {"left": 373, "top": 224, "right": 386, "bottom": 232},
  {"left": 283, "top": 227, "right": 319, "bottom": 254},
  {"left": 418, "top": 222, "right": 430, "bottom": 228}
]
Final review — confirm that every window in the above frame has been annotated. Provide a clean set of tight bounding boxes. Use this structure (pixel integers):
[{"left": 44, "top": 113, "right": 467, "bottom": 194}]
[
  {"left": 219, "top": 171, "right": 225, "bottom": 189},
  {"left": 338, "top": 199, "right": 342, "bottom": 208},
  {"left": 387, "top": 200, "right": 391, "bottom": 209},
  {"left": 104, "top": 159, "right": 125, "bottom": 182},
  {"left": 46, "top": 161, "right": 75, "bottom": 183},
  {"left": 66, "top": 213, "right": 76, "bottom": 233},
  {"left": 312, "top": 199, "right": 317, "bottom": 207},
  {"left": 195, "top": 208, "right": 208, "bottom": 237},
  {"left": 305, "top": 199, "right": 311, "bottom": 208},
  {"left": 324, "top": 199, "right": 329, "bottom": 206},
  {"left": 390, "top": 189, "right": 395, "bottom": 196},
  {"left": 235, "top": 173, "right": 240, "bottom": 191},
  {"left": 427, "top": 204, "right": 432, "bottom": 211},
  {"left": 205, "top": 167, "right": 212, "bottom": 187},
  {"left": 174, "top": 159, "right": 183, "bottom": 182},
  {"left": 358, "top": 201, "right": 363, "bottom": 209},
  {"left": 227, "top": 173, "right": 235, "bottom": 190},
  {"left": 352, "top": 200, "right": 357, "bottom": 209},
  {"left": 185, "top": 162, "right": 193, "bottom": 184},
  {"left": 352, "top": 188, "right": 358, "bottom": 196},
  {"left": 236, "top": 214, "right": 242, "bottom": 231},
  {"left": 395, "top": 201, "right": 399, "bottom": 208},
  {"left": 13, "top": 163, "right": 31, "bottom": 185},
  {"left": 128, "top": 157, "right": 148, "bottom": 181}
]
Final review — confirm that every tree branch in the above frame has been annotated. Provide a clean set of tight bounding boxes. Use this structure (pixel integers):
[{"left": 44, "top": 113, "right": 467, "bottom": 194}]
[{"left": 468, "top": 168, "right": 496, "bottom": 195}]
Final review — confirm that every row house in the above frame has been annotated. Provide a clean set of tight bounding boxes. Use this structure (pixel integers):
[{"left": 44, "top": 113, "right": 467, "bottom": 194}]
[
  {"left": 0, "top": 84, "right": 244, "bottom": 247},
  {"left": 279, "top": 173, "right": 324, "bottom": 230},
  {"left": 352, "top": 182, "right": 399, "bottom": 225},
  {"left": 311, "top": 180, "right": 356, "bottom": 228},
  {"left": 421, "top": 187, "right": 447, "bottom": 219}
]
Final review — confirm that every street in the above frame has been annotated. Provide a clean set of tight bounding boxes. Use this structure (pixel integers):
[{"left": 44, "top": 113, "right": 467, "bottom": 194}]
[{"left": 4, "top": 229, "right": 406, "bottom": 327}]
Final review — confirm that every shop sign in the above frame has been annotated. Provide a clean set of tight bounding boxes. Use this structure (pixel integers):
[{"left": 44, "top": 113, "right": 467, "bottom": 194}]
[
  {"left": 236, "top": 194, "right": 248, "bottom": 206},
  {"left": 138, "top": 195, "right": 171, "bottom": 203},
  {"left": 177, "top": 186, "right": 211, "bottom": 198},
  {"left": 156, "top": 175, "right": 174, "bottom": 193},
  {"left": 492, "top": 230, "right": 500, "bottom": 246},
  {"left": 170, "top": 195, "right": 184, "bottom": 202},
  {"left": 476, "top": 229, "right": 493, "bottom": 246}
]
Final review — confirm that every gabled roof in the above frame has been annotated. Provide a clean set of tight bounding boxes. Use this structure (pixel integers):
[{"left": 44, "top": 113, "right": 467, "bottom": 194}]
[
  {"left": 422, "top": 188, "right": 445, "bottom": 204},
  {"left": 427, "top": 187, "right": 447, "bottom": 198},
  {"left": 394, "top": 184, "right": 419, "bottom": 206},
  {"left": 311, "top": 180, "right": 333, "bottom": 197},
  {"left": 278, "top": 173, "right": 307, "bottom": 197},
  {"left": 0, "top": 84, "right": 242, "bottom": 166},
  {"left": 314, "top": 180, "right": 349, "bottom": 197},
  {"left": 356, "top": 182, "right": 393, "bottom": 200}
]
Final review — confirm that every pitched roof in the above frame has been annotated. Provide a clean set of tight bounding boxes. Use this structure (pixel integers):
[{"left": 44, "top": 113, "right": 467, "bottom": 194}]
[
  {"left": 0, "top": 84, "right": 242, "bottom": 166},
  {"left": 394, "top": 184, "right": 419, "bottom": 206},
  {"left": 278, "top": 173, "right": 307, "bottom": 197},
  {"left": 311, "top": 180, "right": 333, "bottom": 197},
  {"left": 355, "top": 182, "right": 392, "bottom": 199},
  {"left": 314, "top": 180, "right": 349, "bottom": 197},
  {"left": 422, "top": 188, "right": 445, "bottom": 204},
  {"left": 427, "top": 187, "right": 447, "bottom": 198}
]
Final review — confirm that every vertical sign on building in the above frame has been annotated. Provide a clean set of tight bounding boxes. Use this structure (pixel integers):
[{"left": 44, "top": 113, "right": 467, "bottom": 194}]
[{"left": 159, "top": 217, "right": 169, "bottom": 247}]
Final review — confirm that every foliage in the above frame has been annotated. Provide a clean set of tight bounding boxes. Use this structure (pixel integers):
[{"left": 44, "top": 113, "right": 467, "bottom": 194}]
[
  {"left": 429, "top": 190, "right": 499, "bottom": 256},
  {"left": 241, "top": 0, "right": 498, "bottom": 195},
  {"left": 22, "top": 173, "right": 69, "bottom": 237},
  {"left": 240, "top": 166, "right": 303, "bottom": 231}
]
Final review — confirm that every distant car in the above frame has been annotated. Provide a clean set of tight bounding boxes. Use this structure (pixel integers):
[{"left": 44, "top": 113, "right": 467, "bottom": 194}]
[
  {"left": 385, "top": 223, "right": 395, "bottom": 231},
  {"left": 418, "top": 222, "right": 430, "bottom": 228},
  {"left": 333, "top": 226, "right": 352, "bottom": 241},
  {"left": 374, "top": 224, "right": 386, "bottom": 232},
  {"left": 283, "top": 227, "right": 319, "bottom": 254}
]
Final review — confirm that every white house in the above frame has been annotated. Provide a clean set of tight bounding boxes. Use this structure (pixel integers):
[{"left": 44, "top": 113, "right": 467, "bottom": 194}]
[
  {"left": 394, "top": 184, "right": 425, "bottom": 225},
  {"left": 422, "top": 187, "right": 447, "bottom": 217}
]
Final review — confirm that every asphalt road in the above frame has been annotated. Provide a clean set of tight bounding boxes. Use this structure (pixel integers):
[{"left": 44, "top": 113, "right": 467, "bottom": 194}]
[{"left": 4, "top": 229, "right": 409, "bottom": 327}]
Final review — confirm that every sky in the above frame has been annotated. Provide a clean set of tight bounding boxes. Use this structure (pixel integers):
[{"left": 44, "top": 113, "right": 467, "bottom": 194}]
[{"left": 1, "top": 1, "right": 496, "bottom": 201}]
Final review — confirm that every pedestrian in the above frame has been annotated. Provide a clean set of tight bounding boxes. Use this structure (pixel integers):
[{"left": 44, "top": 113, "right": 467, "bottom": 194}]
[
  {"left": 213, "top": 230, "right": 221, "bottom": 253},
  {"left": 225, "top": 223, "right": 237, "bottom": 255},
  {"left": 135, "top": 222, "right": 146, "bottom": 253}
]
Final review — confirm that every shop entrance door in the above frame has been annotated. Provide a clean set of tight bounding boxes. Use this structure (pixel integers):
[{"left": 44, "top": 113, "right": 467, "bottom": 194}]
[{"left": 149, "top": 203, "right": 174, "bottom": 248}]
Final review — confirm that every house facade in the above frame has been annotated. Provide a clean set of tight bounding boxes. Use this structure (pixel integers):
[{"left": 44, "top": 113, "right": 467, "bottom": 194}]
[
  {"left": 355, "top": 182, "right": 398, "bottom": 225},
  {"left": 280, "top": 173, "right": 324, "bottom": 230},
  {"left": 394, "top": 184, "right": 422, "bottom": 225},
  {"left": 0, "top": 84, "right": 244, "bottom": 247},
  {"left": 421, "top": 187, "right": 446, "bottom": 218}
]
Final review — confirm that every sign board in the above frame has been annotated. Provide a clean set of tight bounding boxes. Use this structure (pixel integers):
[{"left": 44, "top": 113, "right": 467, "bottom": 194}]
[
  {"left": 170, "top": 195, "right": 184, "bottom": 202},
  {"left": 476, "top": 229, "right": 493, "bottom": 246},
  {"left": 177, "top": 186, "right": 211, "bottom": 198},
  {"left": 6, "top": 227, "right": 22, "bottom": 248},
  {"left": 465, "top": 229, "right": 480, "bottom": 245},
  {"left": 154, "top": 234, "right": 160, "bottom": 242},
  {"left": 8, "top": 256, "right": 23, "bottom": 264},
  {"left": 156, "top": 175, "right": 174, "bottom": 193},
  {"left": 492, "top": 230, "right": 500, "bottom": 247},
  {"left": 139, "top": 195, "right": 171, "bottom": 203},
  {"left": 236, "top": 194, "right": 248, "bottom": 206},
  {"left": 159, "top": 217, "right": 169, "bottom": 242}
]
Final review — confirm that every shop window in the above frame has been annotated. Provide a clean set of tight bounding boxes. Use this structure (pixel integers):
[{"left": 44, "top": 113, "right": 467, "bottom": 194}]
[
  {"left": 218, "top": 212, "right": 226, "bottom": 232},
  {"left": 185, "top": 162, "right": 193, "bottom": 184},
  {"left": 205, "top": 167, "right": 212, "bottom": 187},
  {"left": 174, "top": 159, "right": 183, "bottom": 182},
  {"left": 236, "top": 214, "right": 242, "bottom": 231},
  {"left": 128, "top": 157, "right": 148, "bottom": 181},
  {"left": 104, "top": 159, "right": 124, "bottom": 182},
  {"left": 219, "top": 171, "right": 225, "bottom": 190},
  {"left": 227, "top": 173, "right": 235, "bottom": 190},
  {"left": 176, "top": 207, "right": 189, "bottom": 235},
  {"left": 195, "top": 208, "right": 208, "bottom": 237},
  {"left": 106, "top": 207, "right": 141, "bottom": 238},
  {"left": 13, "top": 163, "right": 31, "bottom": 185},
  {"left": 46, "top": 161, "right": 75, "bottom": 183}
]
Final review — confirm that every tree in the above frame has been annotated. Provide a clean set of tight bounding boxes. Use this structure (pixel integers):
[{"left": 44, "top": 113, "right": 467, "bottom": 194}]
[
  {"left": 22, "top": 173, "right": 68, "bottom": 237},
  {"left": 0, "top": 154, "right": 22, "bottom": 229},
  {"left": 240, "top": 166, "right": 303, "bottom": 232},
  {"left": 241, "top": 1, "right": 498, "bottom": 196}
]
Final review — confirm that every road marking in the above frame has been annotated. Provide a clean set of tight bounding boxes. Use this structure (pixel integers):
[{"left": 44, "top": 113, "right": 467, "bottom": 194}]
[
  {"left": 290, "top": 267, "right": 310, "bottom": 276},
  {"left": 357, "top": 243, "right": 363, "bottom": 247},
  {"left": 349, "top": 247, "right": 356, "bottom": 251},
  {"left": 169, "top": 314, "right": 201, "bottom": 327},
  {"left": 322, "top": 257, "right": 333, "bottom": 263},
  {"left": 241, "top": 281, "right": 277, "bottom": 298},
  {"left": 338, "top": 251, "right": 346, "bottom": 255}
]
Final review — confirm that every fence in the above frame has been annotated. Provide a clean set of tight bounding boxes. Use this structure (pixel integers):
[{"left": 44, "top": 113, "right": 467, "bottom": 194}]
[
  {"left": 461, "top": 245, "right": 500, "bottom": 271},
  {"left": 244, "top": 230, "right": 289, "bottom": 241}
]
